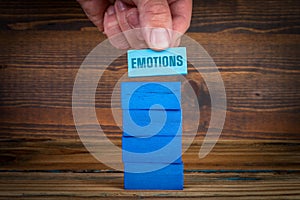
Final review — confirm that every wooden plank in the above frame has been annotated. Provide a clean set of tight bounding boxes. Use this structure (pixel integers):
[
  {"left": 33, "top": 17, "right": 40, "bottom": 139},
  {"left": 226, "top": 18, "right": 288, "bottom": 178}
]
[
  {"left": 190, "top": 0, "right": 300, "bottom": 34},
  {"left": 0, "top": 32, "right": 299, "bottom": 109},
  {"left": 0, "top": 139, "right": 299, "bottom": 170},
  {"left": 0, "top": 107, "right": 299, "bottom": 140},
  {"left": 0, "top": 1, "right": 299, "bottom": 198},
  {"left": 0, "top": 172, "right": 299, "bottom": 199},
  {"left": 0, "top": 0, "right": 299, "bottom": 34},
  {"left": 0, "top": 31, "right": 299, "bottom": 170}
]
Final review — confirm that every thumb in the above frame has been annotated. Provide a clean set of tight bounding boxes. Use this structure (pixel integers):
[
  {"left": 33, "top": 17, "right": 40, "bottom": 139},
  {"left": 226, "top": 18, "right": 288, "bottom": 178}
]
[{"left": 134, "top": 0, "right": 172, "bottom": 50}]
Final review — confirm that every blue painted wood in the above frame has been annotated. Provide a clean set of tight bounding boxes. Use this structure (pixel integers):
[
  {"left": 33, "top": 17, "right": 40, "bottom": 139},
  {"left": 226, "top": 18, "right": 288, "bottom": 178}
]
[
  {"left": 124, "top": 163, "right": 184, "bottom": 190},
  {"left": 122, "top": 136, "right": 182, "bottom": 163},
  {"left": 127, "top": 47, "right": 187, "bottom": 77},
  {"left": 123, "top": 109, "right": 182, "bottom": 137},
  {"left": 121, "top": 82, "right": 181, "bottom": 110},
  {"left": 121, "top": 81, "right": 183, "bottom": 189}
]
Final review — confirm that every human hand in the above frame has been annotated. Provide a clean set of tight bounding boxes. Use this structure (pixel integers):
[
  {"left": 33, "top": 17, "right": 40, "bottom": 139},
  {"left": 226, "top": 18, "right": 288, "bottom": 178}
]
[
  {"left": 77, "top": 0, "right": 112, "bottom": 32},
  {"left": 78, "top": 0, "right": 193, "bottom": 50}
]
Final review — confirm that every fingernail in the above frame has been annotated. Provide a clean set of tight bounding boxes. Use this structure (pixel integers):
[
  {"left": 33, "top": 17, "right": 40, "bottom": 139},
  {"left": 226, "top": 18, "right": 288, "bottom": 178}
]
[
  {"left": 174, "top": 37, "right": 181, "bottom": 47},
  {"left": 127, "top": 10, "right": 139, "bottom": 28},
  {"left": 172, "top": 34, "right": 182, "bottom": 47},
  {"left": 117, "top": 0, "right": 127, "bottom": 11},
  {"left": 107, "top": 6, "right": 115, "bottom": 16},
  {"left": 150, "top": 28, "right": 170, "bottom": 50}
]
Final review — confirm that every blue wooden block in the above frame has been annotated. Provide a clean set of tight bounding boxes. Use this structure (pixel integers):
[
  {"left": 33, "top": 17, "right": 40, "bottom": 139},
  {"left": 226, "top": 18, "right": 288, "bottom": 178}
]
[
  {"left": 122, "top": 136, "right": 182, "bottom": 163},
  {"left": 124, "top": 163, "right": 184, "bottom": 190},
  {"left": 121, "top": 82, "right": 181, "bottom": 110},
  {"left": 123, "top": 109, "right": 182, "bottom": 137}
]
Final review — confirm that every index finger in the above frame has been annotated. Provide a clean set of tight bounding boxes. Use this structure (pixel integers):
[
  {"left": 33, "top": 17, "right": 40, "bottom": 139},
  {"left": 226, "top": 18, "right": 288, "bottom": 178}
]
[{"left": 169, "top": 0, "right": 192, "bottom": 34}]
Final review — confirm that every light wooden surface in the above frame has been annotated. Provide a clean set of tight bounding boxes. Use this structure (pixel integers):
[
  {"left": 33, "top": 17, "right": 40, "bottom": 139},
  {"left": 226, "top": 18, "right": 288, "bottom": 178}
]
[{"left": 0, "top": 0, "right": 299, "bottom": 199}]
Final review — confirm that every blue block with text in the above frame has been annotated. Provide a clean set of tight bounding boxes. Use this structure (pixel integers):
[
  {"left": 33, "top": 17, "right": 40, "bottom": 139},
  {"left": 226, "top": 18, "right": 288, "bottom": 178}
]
[
  {"left": 124, "top": 163, "right": 184, "bottom": 190},
  {"left": 127, "top": 47, "right": 187, "bottom": 77}
]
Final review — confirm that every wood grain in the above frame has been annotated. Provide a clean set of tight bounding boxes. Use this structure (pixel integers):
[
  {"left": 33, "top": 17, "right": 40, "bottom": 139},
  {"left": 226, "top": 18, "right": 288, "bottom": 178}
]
[
  {"left": 0, "top": 30, "right": 299, "bottom": 170},
  {"left": 0, "top": 0, "right": 299, "bottom": 198},
  {"left": 0, "top": 172, "right": 299, "bottom": 199},
  {"left": 1, "top": 0, "right": 299, "bottom": 34},
  {"left": 0, "top": 138, "right": 299, "bottom": 170}
]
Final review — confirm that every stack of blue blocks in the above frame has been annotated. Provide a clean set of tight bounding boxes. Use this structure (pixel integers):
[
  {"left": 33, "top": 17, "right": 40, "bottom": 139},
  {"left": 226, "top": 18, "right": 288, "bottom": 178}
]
[{"left": 121, "top": 82, "right": 183, "bottom": 190}]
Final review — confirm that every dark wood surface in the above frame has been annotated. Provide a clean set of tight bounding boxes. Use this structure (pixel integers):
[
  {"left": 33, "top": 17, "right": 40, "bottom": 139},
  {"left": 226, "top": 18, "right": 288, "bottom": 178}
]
[{"left": 0, "top": 0, "right": 300, "bottom": 199}]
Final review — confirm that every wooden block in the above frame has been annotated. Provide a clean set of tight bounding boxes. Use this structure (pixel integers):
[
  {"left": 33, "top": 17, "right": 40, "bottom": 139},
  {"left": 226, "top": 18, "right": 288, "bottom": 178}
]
[
  {"left": 121, "top": 82, "right": 181, "bottom": 110},
  {"left": 124, "top": 163, "right": 184, "bottom": 190},
  {"left": 122, "top": 136, "right": 182, "bottom": 163},
  {"left": 123, "top": 109, "right": 182, "bottom": 137},
  {"left": 127, "top": 47, "right": 187, "bottom": 77}
]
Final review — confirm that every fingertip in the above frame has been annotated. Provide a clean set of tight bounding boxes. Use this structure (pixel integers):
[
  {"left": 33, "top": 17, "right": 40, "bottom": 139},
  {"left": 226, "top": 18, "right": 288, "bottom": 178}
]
[
  {"left": 169, "top": 0, "right": 192, "bottom": 34},
  {"left": 116, "top": 0, "right": 127, "bottom": 11},
  {"left": 148, "top": 28, "right": 170, "bottom": 51},
  {"left": 78, "top": 0, "right": 110, "bottom": 32},
  {"left": 172, "top": 36, "right": 181, "bottom": 48},
  {"left": 107, "top": 5, "right": 116, "bottom": 16},
  {"left": 126, "top": 8, "right": 140, "bottom": 29},
  {"left": 104, "top": 6, "right": 131, "bottom": 50}
]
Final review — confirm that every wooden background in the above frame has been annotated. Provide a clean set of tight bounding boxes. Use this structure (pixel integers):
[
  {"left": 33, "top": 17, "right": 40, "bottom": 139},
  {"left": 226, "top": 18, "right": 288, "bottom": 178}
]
[{"left": 0, "top": 0, "right": 299, "bottom": 199}]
